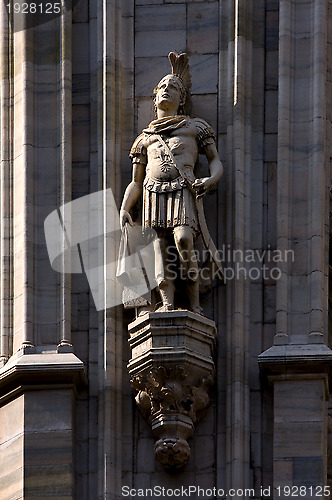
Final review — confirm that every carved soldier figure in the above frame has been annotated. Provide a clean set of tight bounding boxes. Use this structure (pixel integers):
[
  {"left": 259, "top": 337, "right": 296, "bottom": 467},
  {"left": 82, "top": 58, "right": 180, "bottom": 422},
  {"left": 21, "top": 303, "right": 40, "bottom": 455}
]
[{"left": 120, "top": 52, "right": 223, "bottom": 313}]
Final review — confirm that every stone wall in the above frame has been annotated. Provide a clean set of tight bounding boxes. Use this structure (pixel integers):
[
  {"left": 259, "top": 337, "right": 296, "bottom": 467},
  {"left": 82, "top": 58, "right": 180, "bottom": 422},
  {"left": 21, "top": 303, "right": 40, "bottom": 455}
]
[{"left": 0, "top": 0, "right": 331, "bottom": 498}]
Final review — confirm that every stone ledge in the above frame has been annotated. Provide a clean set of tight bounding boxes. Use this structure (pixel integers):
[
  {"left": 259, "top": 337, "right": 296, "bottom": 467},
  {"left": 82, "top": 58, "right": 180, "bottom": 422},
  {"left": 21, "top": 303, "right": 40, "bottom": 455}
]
[
  {"left": 127, "top": 347, "right": 216, "bottom": 375},
  {"left": 258, "top": 344, "right": 332, "bottom": 381},
  {"left": 129, "top": 309, "right": 217, "bottom": 329},
  {"left": 0, "top": 353, "right": 87, "bottom": 405}
]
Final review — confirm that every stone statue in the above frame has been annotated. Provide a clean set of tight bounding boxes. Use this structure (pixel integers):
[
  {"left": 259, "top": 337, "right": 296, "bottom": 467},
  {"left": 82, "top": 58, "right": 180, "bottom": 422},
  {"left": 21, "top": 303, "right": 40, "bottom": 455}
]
[{"left": 120, "top": 52, "right": 223, "bottom": 314}]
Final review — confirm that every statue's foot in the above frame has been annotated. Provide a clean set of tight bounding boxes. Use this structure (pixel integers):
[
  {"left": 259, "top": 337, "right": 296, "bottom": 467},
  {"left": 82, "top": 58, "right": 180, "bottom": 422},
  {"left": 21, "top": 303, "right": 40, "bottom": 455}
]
[
  {"left": 158, "top": 284, "right": 175, "bottom": 313},
  {"left": 191, "top": 305, "right": 203, "bottom": 315},
  {"left": 137, "top": 309, "right": 150, "bottom": 317}
]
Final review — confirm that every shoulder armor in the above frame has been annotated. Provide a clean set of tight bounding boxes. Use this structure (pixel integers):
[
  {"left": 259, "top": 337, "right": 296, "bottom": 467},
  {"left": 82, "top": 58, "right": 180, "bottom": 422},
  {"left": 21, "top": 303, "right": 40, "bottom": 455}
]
[
  {"left": 129, "top": 133, "right": 147, "bottom": 159},
  {"left": 194, "top": 118, "right": 216, "bottom": 152},
  {"left": 194, "top": 118, "right": 216, "bottom": 148}
]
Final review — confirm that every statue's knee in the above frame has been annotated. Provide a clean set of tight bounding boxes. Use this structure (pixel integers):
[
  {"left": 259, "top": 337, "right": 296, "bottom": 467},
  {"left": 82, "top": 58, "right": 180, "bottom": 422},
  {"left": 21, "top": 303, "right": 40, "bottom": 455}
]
[
  {"left": 175, "top": 231, "right": 192, "bottom": 251},
  {"left": 178, "top": 236, "right": 190, "bottom": 250}
]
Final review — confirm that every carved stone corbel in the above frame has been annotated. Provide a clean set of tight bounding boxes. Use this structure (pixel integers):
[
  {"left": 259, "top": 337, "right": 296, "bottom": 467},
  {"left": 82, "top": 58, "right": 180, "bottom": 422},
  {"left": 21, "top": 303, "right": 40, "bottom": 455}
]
[{"left": 127, "top": 310, "right": 217, "bottom": 470}]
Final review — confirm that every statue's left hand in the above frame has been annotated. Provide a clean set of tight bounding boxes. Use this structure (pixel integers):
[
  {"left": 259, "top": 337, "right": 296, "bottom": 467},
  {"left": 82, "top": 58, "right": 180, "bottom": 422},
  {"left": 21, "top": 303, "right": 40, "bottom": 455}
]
[{"left": 192, "top": 177, "right": 213, "bottom": 199}]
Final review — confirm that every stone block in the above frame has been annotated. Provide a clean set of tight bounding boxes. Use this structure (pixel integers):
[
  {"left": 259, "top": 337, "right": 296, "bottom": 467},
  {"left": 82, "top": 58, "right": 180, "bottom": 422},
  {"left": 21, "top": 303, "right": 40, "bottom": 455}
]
[
  {"left": 136, "top": 5, "right": 186, "bottom": 32},
  {"left": 187, "top": 2, "right": 219, "bottom": 54},
  {"left": 264, "top": 134, "right": 277, "bottom": 162},
  {"left": 190, "top": 54, "right": 218, "bottom": 94},
  {"left": 274, "top": 380, "right": 325, "bottom": 422},
  {"left": 0, "top": 435, "right": 24, "bottom": 480},
  {"left": 73, "top": 73, "right": 90, "bottom": 105},
  {"left": 274, "top": 416, "right": 325, "bottom": 458},
  {"left": 24, "top": 390, "right": 73, "bottom": 432},
  {"left": 73, "top": 0, "right": 88, "bottom": 23},
  {"left": 293, "top": 457, "right": 324, "bottom": 487},
  {"left": 250, "top": 209, "right": 263, "bottom": 252},
  {"left": 191, "top": 94, "right": 218, "bottom": 132},
  {"left": 266, "top": 10, "right": 279, "bottom": 51},
  {"left": 75, "top": 439, "right": 88, "bottom": 473},
  {"left": 135, "top": 57, "right": 171, "bottom": 97},
  {"left": 263, "top": 286, "right": 276, "bottom": 325},
  {"left": 193, "top": 435, "right": 215, "bottom": 469},
  {"left": 0, "top": 399, "right": 24, "bottom": 498},
  {"left": 266, "top": 0, "right": 279, "bottom": 11},
  {"left": 89, "top": 0, "right": 97, "bottom": 17},
  {"left": 137, "top": 437, "right": 156, "bottom": 472},
  {"left": 274, "top": 459, "right": 293, "bottom": 486},
  {"left": 263, "top": 323, "right": 276, "bottom": 350},
  {"left": 265, "top": 90, "right": 278, "bottom": 134},
  {"left": 137, "top": 98, "right": 155, "bottom": 132},
  {"left": 122, "top": 436, "right": 134, "bottom": 473},
  {"left": 0, "top": 395, "right": 24, "bottom": 442},
  {"left": 266, "top": 50, "right": 279, "bottom": 90},
  {"left": 134, "top": 472, "right": 153, "bottom": 491},
  {"left": 135, "top": 31, "right": 186, "bottom": 58},
  {"left": 25, "top": 429, "right": 73, "bottom": 466},
  {"left": 72, "top": 105, "right": 90, "bottom": 162},
  {"left": 136, "top": 0, "right": 162, "bottom": 4},
  {"left": 0, "top": 467, "right": 23, "bottom": 500},
  {"left": 24, "top": 464, "right": 73, "bottom": 497},
  {"left": 250, "top": 284, "right": 263, "bottom": 322},
  {"left": 72, "top": 24, "right": 90, "bottom": 74}
]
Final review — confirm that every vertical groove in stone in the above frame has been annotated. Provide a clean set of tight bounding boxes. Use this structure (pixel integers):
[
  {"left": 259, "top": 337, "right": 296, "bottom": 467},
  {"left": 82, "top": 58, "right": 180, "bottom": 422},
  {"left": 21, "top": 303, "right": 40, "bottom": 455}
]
[
  {"left": 96, "top": 1, "right": 104, "bottom": 495},
  {"left": 224, "top": 0, "right": 235, "bottom": 488},
  {"left": 14, "top": 19, "right": 35, "bottom": 350},
  {"left": 0, "top": 3, "right": 13, "bottom": 363},
  {"left": 216, "top": 0, "right": 228, "bottom": 489},
  {"left": 97, "top": 0, "right": 127, "bottom": 497},
  {"left": 309, "top": 0, "right": 328, "bottom": 342},
  {"left": 275, "top": 0, "right": 291, "bottom": 343},
  {"left": 277, "top": 0, "right": 329, "bottom": 344},
  {"left": 59, "top": 2, "right": 73, "bottom": 348},
  {"left": 225, "top": 0, "right": 251, "bottom": 491}
]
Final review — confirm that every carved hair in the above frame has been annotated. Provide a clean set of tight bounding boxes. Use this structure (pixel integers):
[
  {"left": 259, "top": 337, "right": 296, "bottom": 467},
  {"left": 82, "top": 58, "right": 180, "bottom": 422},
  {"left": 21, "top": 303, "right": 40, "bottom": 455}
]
[{"left": 153, "top": 52, "right": 192, "bottom": 116}]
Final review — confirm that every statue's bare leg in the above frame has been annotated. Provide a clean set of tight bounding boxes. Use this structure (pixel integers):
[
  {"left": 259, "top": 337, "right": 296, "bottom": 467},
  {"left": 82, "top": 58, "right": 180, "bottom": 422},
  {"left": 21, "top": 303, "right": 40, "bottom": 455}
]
[
  {"left": 173, "top": 226, "right": 201, "bottom": 314},
  {"left": 156, "top": 232, "right": 175, "bottom": 311}
]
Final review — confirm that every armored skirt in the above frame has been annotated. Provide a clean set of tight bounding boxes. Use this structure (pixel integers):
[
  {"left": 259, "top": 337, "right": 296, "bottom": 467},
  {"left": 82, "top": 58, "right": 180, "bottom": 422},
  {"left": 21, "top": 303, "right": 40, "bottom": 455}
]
[{"left": 142, "top": 176, "right": 198, "bottom": 232}]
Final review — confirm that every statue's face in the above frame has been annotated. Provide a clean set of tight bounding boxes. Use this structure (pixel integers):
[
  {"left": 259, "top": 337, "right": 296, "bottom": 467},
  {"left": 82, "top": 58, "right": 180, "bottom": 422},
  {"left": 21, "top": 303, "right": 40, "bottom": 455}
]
[{"left": 154, "top": 75, "right": 184, "bottom": 113}]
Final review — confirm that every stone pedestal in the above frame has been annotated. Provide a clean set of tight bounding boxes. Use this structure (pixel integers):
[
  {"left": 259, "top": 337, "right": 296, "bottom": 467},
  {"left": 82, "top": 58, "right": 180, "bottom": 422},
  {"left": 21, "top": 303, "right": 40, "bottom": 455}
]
[
  {"left": 0, "top": 353, "right": 87, "bottom": 499},
  {"left": 128, "top": 310, "right": 217, "bottom": 470},
  {"left": 259, "top": 345, "right": 332, "bottom": 497}
]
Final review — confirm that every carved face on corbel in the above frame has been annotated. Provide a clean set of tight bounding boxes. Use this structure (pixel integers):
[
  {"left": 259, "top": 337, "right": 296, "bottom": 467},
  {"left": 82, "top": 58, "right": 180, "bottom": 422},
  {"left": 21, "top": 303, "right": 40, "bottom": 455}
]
[{"left": 153, "top": 75, "right": 186, "bottom": 115}]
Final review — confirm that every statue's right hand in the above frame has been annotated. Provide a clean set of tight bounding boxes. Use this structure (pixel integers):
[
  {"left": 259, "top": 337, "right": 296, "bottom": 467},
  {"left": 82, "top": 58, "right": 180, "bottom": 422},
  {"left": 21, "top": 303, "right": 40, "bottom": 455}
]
[{"left": 120, "top": 210, "right": 134, "bottom": 230}]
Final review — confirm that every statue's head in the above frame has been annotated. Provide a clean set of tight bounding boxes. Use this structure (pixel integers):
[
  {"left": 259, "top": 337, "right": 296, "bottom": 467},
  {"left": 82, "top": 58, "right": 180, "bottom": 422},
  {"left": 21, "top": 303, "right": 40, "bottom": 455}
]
[
  {"left": 153, "top": 74, "right": 187, "bottom": 115},
  {"left": 153, "top": 52, "right": 192, "bottom": 117}
]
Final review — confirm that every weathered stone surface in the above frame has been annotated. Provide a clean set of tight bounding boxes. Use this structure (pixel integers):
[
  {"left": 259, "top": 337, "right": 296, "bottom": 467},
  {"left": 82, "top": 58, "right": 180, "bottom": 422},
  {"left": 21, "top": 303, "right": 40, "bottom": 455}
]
[{"left": 0, "top": 0, "right": 332, "bottom": 496}]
